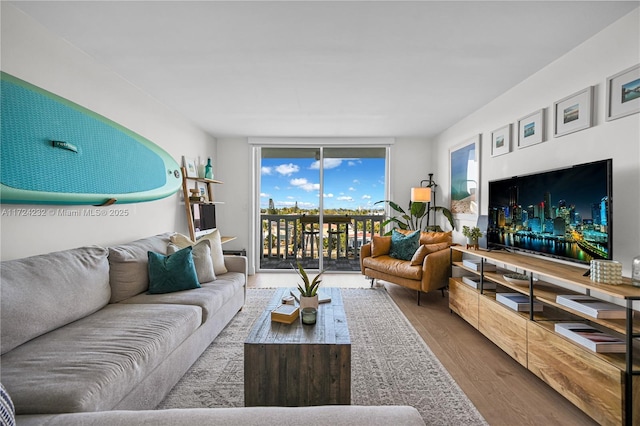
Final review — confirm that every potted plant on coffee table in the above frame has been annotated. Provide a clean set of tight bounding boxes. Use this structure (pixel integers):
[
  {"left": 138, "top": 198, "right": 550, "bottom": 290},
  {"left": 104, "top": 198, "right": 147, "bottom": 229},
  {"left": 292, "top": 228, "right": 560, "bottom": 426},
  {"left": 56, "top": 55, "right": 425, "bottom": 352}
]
[
  {"left": 293, "top": 262, "right": 324, "bottom": 309},
  {"left": 462, "top": 225, "right": 483, "bottom": 250}
]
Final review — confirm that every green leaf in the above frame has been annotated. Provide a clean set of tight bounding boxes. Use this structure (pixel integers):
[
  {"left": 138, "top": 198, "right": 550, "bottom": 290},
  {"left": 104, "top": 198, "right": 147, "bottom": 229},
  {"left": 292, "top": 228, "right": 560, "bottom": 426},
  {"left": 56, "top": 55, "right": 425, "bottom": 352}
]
[
  {"left": 445, "top": 212, "right": 454, "bottom": 229},
  {"left": 441, "top": 207, "right": 455, "bottom": 230},
  {"left": 377, "top": 198, "right": 454, "bottom": 233},
  {"left": 311, "top": 271, "right": 324, "bottom": 286},
  {"left": 380, "top": 218, "right": 394, "bottom": 228},
  {"left": 388, "top": 201, "right": 405, "bottom": 214},
  {"left": 376, "top": 199, "right": 405, "bottom": 215},
  {"left": 293, "top": 261, "right": 324, "bottom": 297},
  {"left": 410, "top": 201, "right": 426, "bottom": 218}
]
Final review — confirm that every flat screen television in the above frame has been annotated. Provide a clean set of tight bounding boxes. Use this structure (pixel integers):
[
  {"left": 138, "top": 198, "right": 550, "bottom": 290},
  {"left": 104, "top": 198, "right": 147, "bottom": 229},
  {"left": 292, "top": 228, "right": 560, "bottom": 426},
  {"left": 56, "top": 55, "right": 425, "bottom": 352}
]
[{"left": 487, "top": 159, "right": 612, "bottom": 265}]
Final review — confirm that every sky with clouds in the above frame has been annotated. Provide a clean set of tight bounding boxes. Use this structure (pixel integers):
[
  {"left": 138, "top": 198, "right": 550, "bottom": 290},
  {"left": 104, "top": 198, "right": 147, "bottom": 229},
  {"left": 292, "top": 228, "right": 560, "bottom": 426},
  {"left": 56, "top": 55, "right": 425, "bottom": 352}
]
[{"left": 260, "top": 156, "right": 385, "bottom": 211}]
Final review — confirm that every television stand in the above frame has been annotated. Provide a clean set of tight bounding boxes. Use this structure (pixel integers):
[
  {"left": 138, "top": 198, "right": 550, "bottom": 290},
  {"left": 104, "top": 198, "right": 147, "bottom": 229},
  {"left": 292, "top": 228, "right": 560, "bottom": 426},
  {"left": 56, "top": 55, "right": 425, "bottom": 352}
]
[{"left": 449, "top": 246, "right": 639, "bottom": 425}]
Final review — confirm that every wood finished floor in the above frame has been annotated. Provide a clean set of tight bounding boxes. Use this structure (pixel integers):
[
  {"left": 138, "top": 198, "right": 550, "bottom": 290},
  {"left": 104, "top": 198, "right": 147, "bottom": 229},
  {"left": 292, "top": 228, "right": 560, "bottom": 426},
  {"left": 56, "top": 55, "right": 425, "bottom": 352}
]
[{"left": 248, "top": 272, "right": 598, "bottom": 426}]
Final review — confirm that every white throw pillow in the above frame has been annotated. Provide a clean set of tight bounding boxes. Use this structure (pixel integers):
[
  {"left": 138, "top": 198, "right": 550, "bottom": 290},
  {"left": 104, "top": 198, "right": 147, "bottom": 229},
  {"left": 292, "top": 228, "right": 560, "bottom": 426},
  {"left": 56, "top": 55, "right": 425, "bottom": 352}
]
[
  {"left": 170, "top": 229, "right": 228, "bottom": 275},
  {"left": 167, "top": 239, "right": 216, "bottom": 283}
]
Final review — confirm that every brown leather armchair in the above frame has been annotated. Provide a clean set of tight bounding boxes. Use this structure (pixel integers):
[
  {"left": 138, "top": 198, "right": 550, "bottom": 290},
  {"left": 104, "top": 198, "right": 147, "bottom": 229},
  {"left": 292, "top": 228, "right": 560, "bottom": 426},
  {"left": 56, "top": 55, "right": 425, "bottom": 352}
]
[{"left": 360, "top": 231, "right": 462, "bottom": 304}]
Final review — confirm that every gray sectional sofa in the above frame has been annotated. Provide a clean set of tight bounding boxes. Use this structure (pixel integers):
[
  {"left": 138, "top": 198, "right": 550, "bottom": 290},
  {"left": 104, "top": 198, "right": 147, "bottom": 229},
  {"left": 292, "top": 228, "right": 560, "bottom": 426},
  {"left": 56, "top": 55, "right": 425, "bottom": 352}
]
[
  {"left": 1, "top": 232, "right": 425, "bottom": 426},
  {"left": 1, "top": 232, "right": 247, "bottom": 415}
]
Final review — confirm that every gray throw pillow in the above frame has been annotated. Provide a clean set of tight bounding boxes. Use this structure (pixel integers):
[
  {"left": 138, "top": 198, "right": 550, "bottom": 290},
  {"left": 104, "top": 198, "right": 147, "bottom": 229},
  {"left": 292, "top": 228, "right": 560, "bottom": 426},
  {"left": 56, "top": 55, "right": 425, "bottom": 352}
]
[
  {"left": 108, "top": 233, "right": 172, "bottom": 303},
  {"left": 170, "top": 230, "right": 228, "bottom": 275},
  {"left": 168, "top": 239, "right": 216, "bottom": 283}
]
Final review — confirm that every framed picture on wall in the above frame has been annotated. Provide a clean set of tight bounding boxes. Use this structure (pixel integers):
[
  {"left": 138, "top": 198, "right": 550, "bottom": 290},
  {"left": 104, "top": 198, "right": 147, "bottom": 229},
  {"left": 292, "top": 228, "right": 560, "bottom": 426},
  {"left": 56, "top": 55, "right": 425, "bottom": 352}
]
[
  {"left": 449, "top": 135, "right": 480, "bottom": 219},
  {"left": 491, "top": 124, "right": 511, "bottom": 157},
  {"left": 606, "top": 63, "right": 640, "bottom": 121},
  {"left": 518, "top": 109, "right": 546, "bottom": 149},
  {"left": 553, "top": 86, "right": 593, "bottom": 137}
]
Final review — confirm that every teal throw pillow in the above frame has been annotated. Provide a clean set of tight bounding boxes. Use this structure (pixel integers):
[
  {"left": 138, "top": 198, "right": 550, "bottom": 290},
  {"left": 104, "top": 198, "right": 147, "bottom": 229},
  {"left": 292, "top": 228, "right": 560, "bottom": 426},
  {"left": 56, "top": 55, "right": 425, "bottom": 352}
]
[
  {"left": 147, "top": 246, "right": 201, "bottom": 294},
  {"left": 390, "top": 229, "right": 420, "bottom": 261}
]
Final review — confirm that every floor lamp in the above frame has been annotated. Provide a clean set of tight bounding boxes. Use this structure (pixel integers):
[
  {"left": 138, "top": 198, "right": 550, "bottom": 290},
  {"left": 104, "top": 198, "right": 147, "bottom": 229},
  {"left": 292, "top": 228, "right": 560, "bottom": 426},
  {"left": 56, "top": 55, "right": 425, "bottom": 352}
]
[{"left": 410, "top": 173, "right": 437, "bottom": 230}]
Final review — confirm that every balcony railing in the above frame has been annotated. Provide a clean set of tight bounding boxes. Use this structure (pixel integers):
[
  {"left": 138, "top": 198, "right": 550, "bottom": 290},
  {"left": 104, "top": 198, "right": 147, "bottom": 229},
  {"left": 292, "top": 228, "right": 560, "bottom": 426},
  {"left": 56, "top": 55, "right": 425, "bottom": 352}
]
[{"left": 260, "top": 213, "right": 384, "bottom": 271}]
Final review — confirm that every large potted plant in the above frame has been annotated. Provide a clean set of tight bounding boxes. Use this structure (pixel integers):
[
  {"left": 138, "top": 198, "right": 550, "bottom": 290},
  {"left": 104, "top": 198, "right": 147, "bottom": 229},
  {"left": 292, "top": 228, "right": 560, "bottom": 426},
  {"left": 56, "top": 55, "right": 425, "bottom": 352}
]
[
  {"left": 375, "top": 200, "right": 455, "bottom": 233},
  {"left": 293, "top": 262, "right": 324, "bottom": 309}
]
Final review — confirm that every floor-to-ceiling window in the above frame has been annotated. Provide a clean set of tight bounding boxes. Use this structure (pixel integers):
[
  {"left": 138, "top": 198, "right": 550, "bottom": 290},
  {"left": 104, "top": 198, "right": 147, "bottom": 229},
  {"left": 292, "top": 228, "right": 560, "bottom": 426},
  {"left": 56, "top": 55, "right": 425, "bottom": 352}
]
[{"left": 255, "top": 142, "right": 389, "bottom": 272}]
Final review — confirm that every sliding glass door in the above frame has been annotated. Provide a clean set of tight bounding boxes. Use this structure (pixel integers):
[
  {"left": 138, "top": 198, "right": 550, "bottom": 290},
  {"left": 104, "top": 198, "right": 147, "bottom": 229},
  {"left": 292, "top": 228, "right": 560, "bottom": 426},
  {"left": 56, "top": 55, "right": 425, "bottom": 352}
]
[
  {"left": 260, "top": 147, "right": 320, "bottom": 269},
  {"left": 321, "top": 147, "right": 386, "bottom": 269},
  {"left": 258, "top": 145, "right": 387, "bottom": 272}
]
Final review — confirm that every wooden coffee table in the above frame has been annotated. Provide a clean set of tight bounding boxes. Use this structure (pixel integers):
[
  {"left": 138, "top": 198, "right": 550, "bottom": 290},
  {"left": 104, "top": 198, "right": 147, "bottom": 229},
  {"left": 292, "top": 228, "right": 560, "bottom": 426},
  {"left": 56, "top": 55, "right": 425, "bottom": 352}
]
[{"left": 244, "top": 287, "right": 351, "bottom": 406}]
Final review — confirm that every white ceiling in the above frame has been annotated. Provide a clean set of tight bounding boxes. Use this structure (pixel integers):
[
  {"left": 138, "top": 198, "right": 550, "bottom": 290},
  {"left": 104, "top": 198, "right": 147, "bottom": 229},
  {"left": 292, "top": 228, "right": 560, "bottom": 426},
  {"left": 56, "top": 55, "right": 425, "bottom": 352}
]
[{"left": 8, "top": 1, "right": 639, "bottom": 138}]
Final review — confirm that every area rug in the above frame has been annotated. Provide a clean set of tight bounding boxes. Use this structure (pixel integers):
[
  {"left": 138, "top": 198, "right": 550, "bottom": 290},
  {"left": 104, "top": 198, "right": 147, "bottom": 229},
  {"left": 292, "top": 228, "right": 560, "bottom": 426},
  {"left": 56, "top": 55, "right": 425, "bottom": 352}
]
[{"left": 157, "top": 288, "right": 487, "bottom": 425}]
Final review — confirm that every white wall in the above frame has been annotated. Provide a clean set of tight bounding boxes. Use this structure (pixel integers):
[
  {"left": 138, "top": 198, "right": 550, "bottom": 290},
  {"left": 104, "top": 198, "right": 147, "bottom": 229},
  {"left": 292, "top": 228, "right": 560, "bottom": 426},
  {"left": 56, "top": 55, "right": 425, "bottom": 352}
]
[
  {"left": 0, "top": 4, "right": 216, "bottom": 260},
  {"left": 389, "top": 138, "right": 438, "bottom": 211},
  {"left": 214, "top": 138, "right": 252, "bottom": 263},
  {"left": 432, "top": 9, "right": 640, "bottom": 275}
]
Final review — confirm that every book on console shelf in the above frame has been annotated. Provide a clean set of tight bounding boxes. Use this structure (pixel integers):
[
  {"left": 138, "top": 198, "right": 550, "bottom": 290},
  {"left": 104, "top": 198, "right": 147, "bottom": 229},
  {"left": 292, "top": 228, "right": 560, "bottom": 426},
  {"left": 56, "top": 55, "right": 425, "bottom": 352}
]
[
  {"left": 554, "top": 322, "right": 626, "bottom": 353},
  {"left": 290, "top": 289, "right": 331, "bottom": 304},
  {"left": 461, "top": 275, "right": 496, "bottom": 290},
  {"left": 556, "top": 295, "right": 626, "bottom": 319},
  {"left": 451, "top": 265, "right": 467, "bottom": 278},
  {"left": 496, "top": 293, "right": 543, "bottom": 312},
  {"left": 271, "top": 304, "right": 299, "bottom": 324},
  {"left": 462, "top": 259, "right": 497, "bottom": 272}
]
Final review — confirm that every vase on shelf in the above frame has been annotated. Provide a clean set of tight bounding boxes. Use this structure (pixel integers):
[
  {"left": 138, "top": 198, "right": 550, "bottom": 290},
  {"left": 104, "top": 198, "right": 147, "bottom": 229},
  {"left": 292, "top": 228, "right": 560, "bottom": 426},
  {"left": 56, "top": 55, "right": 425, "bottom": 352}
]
[
  {"left": 205, "top": 158, "right": 213, "bottom": 179},
  {"left": 197, "top": 163, "right": 206, "bottom": 178}
]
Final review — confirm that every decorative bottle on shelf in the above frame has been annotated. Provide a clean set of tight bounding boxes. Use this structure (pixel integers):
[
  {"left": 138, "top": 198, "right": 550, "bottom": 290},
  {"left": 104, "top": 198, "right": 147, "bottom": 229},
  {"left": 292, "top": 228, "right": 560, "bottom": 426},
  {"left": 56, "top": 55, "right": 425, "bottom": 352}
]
[
  {"left": 632, "top": 255, "right": 640, "bottom": 287},
  {"left": 204, "top": 158, "right": 213, "bottom": 179}
]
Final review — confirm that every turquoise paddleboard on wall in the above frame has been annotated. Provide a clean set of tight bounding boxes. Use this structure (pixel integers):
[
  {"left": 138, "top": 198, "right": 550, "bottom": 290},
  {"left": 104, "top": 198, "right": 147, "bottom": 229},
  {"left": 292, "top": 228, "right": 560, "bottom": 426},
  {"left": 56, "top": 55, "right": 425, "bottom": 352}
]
[{"left": 1, "top": 72, "right": 182, "bottom": 205}]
